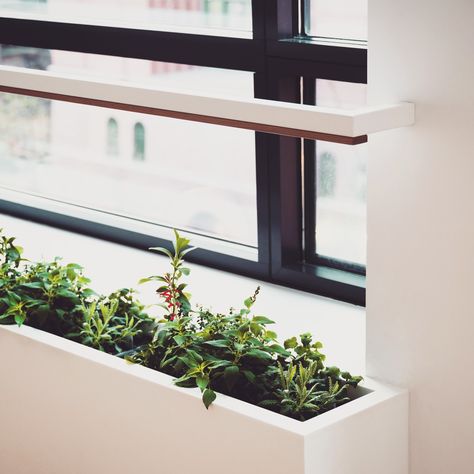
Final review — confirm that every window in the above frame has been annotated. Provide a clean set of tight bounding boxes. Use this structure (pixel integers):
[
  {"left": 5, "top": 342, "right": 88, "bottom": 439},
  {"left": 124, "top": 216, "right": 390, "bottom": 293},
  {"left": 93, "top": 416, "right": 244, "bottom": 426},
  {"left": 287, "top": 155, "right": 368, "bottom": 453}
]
[
  {"left": 133, "top": 122, "right": 145, "bottom": 161},
  {"left": 107, "top": 118, "right": 119, "bottom": 157},
  {"left": 0, "top": 1, "right": 367, "bottom": 305},
  {"left": 303, "top": 0, "right": 367, "bottom": 41}
]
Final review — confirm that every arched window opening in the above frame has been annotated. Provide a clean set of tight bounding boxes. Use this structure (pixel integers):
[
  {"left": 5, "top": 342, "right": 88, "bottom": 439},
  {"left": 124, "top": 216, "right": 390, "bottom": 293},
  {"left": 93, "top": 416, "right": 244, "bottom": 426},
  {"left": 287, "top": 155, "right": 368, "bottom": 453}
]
[
  {"left": 133, "top": 122, "right": 145, "bottom": 161},
  {"left": 106, "top": 118, "right": 119, "bottom": 157}
]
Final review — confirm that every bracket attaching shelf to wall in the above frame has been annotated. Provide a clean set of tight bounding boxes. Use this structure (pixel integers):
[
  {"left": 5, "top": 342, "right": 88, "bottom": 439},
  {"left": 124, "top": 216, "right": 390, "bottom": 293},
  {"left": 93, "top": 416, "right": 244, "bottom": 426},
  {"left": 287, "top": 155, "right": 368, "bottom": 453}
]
[{"left": 0, "top": 65, "right": 415, "bottom": 145}]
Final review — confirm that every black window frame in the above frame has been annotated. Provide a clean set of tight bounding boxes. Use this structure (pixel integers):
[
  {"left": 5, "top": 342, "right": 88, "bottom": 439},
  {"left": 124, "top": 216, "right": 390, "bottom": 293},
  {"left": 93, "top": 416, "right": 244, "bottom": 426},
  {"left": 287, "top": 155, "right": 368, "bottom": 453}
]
[{"left": 0, "top": 0, "right": 367, "bottom": 305}]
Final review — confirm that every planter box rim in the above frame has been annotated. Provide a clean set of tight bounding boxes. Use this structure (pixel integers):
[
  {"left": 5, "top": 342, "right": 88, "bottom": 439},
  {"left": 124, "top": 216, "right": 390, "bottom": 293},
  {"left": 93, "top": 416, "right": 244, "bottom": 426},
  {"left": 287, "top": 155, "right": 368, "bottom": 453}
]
[{"left": 0, "top": 324, "right": 405, "bottom": 437}]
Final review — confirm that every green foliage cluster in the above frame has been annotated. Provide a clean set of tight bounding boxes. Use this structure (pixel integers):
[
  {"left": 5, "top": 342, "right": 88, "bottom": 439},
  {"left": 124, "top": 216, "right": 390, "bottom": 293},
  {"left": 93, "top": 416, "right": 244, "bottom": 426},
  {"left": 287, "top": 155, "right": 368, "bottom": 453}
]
[
  {"left": 132, "top": 231, "right": 363, "bottom": 421},
  {"left": 0, "top": 229, "right": 362, "bottom": 421},
  {"left": 0, "top": 231, "right": 154, "bottom": 354}
]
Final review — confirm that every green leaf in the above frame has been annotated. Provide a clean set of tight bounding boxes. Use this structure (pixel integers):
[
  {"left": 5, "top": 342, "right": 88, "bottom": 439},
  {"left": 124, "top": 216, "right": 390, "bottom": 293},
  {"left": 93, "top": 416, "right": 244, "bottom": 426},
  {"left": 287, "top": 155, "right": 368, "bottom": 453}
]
[
  {"left": 242, "top": 370, "right": 256, "bottom": 384},
  {"left": 244, "top": 349, "right": 273, "bottom": 361},
  {"left": 180, "top": 267, "right": 191, "bottom": 276},
  {"left": 66, "top": 268, "right": 77, "bottom": 281},
  {"left": 267, "top": 344, "right": 291, "bottom": 357},
  {"left": 284, "top": 336, "right": 298, "bottom": 349},
  {"left": 173, "top": 335, "right": 186, "bottom": 346},
  {"left": 325, "top": 366, "right": 341, "bottom": 377},
  {"left": 179, "top": 247, "right": 195, "bottom": 258},
  {"left": 20, "top": 282, "right": 43, "bottom": 289},
  {"left": 204, "top": 339, "right": 230, "bottom": 348},
  {"left": 174, "top": 374, "right": 194, "bottom": 387},
  {"left": 265, "top": 330, "right": 278, "bottom": 340},
  {"left": 196, "top": 374, "right": 209, "bottom": 391},
  {"left": 14, "top": 313, "right": 25, "bottom": 326},
  {"left": 208, "top": 360, "right": 232, "bottom": 369},
  {"left": 250, "top": 322, "right": 262, "bottom": 336},
  {"left": 66, "top": 263, "right": 83, "bottom": 269},
  {"left": 252, "top": 316, "right": 275, "bottom": 325},
  {"left": 57, "top": 289, "right": 78, "bottom": 299},
  {"left": 243, "top": 297, "right": 253, "bottom": 309},
  {"left": 138, "top": 277, "right": 152, "bottom": 285},
  {"left": 149, "top": 247, "right": 173, "bottom": 259},
  {"left": 202, "top": 389, "right": 216, "bottom": 409},
  {"left": 223, "top": 365, "right": 240, "bottom": 391},
  {"left": 178, "top": 356, "right": 198, "bottom": 369},
  {"left": 186, "top": 350, "right": 204, "bottom": 364},
  {"left": 82, "top": 288, "right": 96, "bottom": 297}
]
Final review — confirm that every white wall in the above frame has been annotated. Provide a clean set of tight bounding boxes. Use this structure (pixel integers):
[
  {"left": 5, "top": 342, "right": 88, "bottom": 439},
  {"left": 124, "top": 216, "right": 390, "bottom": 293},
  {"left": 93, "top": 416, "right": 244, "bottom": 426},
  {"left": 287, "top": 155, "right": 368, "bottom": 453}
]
[{"left": 368, "top": 2, "right": 474, "bottom": 473}]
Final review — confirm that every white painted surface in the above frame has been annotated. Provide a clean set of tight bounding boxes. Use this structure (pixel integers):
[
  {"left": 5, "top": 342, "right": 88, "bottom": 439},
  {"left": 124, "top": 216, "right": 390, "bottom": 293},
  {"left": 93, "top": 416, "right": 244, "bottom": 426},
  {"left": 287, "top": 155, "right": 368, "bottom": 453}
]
[
  {"left": 368, "top": 1, "right": 474, "bottom": 473},
  {"left": 0, "top": 325, "right": 407, "bottom": 474},
  {"left": 0, "top": 65, "right": 414, "bottom": 138}
]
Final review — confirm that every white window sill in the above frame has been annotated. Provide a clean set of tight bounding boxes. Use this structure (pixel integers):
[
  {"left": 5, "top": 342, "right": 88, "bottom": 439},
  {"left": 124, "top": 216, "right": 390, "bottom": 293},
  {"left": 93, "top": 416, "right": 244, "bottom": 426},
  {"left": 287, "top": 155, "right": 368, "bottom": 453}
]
[{"left": 0, "top": 212, "right": 365, "bottom": 374}]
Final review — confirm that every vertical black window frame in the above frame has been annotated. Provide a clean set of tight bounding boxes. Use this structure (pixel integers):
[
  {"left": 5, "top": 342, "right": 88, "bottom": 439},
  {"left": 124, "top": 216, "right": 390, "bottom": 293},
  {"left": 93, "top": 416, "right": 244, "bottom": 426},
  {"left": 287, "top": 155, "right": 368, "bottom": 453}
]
[
  {"left": 253, "top": 0, "right": 366, "bottom": 305},
  {"left": 252, "top": 0, "right": 302, "bottom": 280}
]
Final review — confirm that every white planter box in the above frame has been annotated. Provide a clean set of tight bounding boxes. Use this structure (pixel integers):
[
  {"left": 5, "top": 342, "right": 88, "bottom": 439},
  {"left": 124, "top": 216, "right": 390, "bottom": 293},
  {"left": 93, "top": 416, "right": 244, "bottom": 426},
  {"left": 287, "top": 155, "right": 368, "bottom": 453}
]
[{"left": 0, "top": 325, "right": 408, "bottom": 474}]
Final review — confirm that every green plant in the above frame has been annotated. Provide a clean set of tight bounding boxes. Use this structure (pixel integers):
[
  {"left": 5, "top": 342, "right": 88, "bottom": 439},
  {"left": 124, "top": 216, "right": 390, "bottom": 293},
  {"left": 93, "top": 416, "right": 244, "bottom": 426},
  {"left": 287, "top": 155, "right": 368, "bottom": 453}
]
[
  {"left": 0, "top": 230, "right": 155, "bottom": 355},
  {"left": 0, "top": 228, "right": 362, "bottom": 421},
  {"left": 133, "top": 230, "right": 363, "bottom": 421},
  {"left": 0, "top": 233, "right": 91, "bottom": 331},
  {"left": 139, "top": 230, "right": 193, "bottom": 321},
  {"left": 74, "top": 289, "right": 155, "bottom": 353}
]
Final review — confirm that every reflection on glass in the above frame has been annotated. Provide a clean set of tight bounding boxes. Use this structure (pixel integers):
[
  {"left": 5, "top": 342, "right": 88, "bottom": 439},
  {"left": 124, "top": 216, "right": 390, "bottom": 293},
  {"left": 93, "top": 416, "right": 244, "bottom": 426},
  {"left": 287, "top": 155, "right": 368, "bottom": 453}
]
[
  {"left": 0, "top": 0, "right": 252, "bottom": 37},
  {"left": 133, "top": 122, "right": 146, "bottom": 161},
  {"left": 0, "top": 47, "right": 257, "bottom": 246},
  {"left": 106, "top": 118, "right": 119, "bottom": 157},
  {"left": 315, "top": 79, "right": 367, "bottom": 265},
  {"left": 304, "top": 0, "right": 367, "bottom": 41}
]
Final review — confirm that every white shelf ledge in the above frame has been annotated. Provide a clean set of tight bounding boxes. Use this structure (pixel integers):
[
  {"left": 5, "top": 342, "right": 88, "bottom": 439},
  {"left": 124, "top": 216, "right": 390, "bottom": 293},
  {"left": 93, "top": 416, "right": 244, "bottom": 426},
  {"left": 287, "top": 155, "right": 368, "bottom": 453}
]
[{"left": 0, "top": 65, "right": 415, "bottom": 144}]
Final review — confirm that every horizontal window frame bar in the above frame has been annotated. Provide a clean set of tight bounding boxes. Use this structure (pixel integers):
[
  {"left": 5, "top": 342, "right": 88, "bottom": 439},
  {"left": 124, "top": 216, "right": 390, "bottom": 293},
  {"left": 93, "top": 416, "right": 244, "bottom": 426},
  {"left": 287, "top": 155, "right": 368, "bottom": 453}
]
[
  {"left": 0, "top": 17, "right": 262, "bottom": 72},
  {"left": 0, "top": 192, "right": 364, "bottom": 302},
  {"left": 267, "top": 57, "right": 367, "bottom": 84},
  {"left": 0, "top": 17, "right": 367, "bottom": 75},
  {"left": 267, "top": 38, "right": 367, "bottom": 68},
  {"left": 273, "top": 263, "right": 366, "bottom": 306},
  {"left": 311, "top": 255, "right": 366, "bottom": 276}
]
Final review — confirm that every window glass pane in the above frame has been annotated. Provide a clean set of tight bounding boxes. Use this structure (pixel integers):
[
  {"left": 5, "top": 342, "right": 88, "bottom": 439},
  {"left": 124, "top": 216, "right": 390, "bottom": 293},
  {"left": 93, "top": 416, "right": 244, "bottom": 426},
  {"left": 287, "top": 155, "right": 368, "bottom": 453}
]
[
  {"left": 0, "top": 47, "right": 257, "bottom": 247},
  {"left": 0, "top": 0, "right": 252, "bottom": 38},
  {"left": 0, "top": 93, "right": 257, "bottom": 246},
  {"left": 304, "top": 0, "right": 367, "bottom": 41},
  {"left": 0, "top": 45, "right": 253, "bottom": 98},
  {"left": 315, "top": 79, "right": 367, "bottom": 265}
]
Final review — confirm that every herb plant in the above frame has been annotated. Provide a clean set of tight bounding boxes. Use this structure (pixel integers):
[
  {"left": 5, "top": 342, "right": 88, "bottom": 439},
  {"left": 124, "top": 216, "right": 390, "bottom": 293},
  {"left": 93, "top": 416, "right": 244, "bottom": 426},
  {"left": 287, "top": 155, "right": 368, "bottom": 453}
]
[
  {"left": 133, "top": 231, "right": 363, "bottom": 421},
  {"left": 0, "top": 230, "right": 154, "bottom": 355},
  {"left": 0, "top": 228, "right": 362, "bottom": 421}
]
